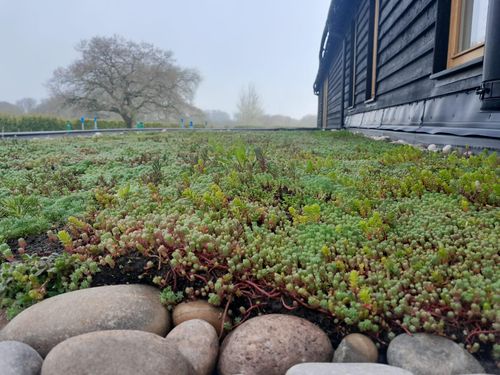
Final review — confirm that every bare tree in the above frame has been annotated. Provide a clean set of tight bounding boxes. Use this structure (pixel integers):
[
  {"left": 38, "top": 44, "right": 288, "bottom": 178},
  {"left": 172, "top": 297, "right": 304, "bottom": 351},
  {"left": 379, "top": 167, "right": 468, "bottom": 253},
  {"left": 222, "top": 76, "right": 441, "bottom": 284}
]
[
  {"left": 15, "top": 98, "right": 37, "bottom": 114},
  {"left": 235, "top": 83, "right": 265, "bottom": 126},
  {"left": 48, "top": 35, "right": 201, "bottom": 128}
]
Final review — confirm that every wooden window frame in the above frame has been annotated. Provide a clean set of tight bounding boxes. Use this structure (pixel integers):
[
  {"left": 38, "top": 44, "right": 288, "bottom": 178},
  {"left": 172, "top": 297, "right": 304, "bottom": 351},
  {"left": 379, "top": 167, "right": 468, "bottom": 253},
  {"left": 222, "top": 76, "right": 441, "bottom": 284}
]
[{"left": 447, "top": 0, "right": 486, "bottom": 69}]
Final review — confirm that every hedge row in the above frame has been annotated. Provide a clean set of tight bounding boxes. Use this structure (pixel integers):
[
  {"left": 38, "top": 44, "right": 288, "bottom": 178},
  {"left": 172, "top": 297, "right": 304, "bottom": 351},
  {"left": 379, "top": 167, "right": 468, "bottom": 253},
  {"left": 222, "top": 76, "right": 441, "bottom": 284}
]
[{"left": 0, "top": 115, "right": 177, "bottom": 132}]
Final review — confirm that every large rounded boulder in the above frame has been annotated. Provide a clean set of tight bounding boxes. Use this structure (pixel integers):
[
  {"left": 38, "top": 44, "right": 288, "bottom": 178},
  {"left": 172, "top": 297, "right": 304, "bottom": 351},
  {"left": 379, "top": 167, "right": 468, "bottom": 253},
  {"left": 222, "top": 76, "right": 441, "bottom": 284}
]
[
  {"left": 0, "top": 341, "right": 43, "bottom": 375},
  {"left": 333, "top": 333, "right": 378, "bottom": 363},
  {"left": 173, "top": 300, "right": 229, "bottom": 336},
  {"left": 387, "top": 333, "right": 484, "bottom": 375},
  {"left": 0, "top": 284, "right": 170, "bottom": 357},
  {"left": 218, "top": 314, "right": 333, "bottom": 375},
  {"left": 286, "top": 363, "right": 414, "bottom": 375},
  {"left": 166, "top": 319, "right": 219, "bottom": 375},
  {"left": 41, "top": 330, "right": 194, "bottom": 375}
]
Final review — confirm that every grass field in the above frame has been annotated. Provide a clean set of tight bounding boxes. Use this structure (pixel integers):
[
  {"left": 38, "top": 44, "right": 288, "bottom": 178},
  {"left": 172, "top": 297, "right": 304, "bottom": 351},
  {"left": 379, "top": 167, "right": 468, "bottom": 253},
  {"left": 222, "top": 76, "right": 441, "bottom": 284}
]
[{"left": 0, "top": 131, "right": 498, "bottom": 358}]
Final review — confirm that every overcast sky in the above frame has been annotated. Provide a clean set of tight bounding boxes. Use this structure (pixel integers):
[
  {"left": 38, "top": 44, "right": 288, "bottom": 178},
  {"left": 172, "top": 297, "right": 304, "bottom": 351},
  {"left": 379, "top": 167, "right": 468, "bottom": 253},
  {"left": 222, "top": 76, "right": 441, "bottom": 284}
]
[{"left": 0, "top": 0, "right": 330, "bottom": 119}]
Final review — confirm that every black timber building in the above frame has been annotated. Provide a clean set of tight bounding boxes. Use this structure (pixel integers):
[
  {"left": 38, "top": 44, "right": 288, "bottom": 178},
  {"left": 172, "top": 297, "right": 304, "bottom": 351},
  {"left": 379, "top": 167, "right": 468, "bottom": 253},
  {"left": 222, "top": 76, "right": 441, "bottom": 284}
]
[{"left": 314, "top": 0, "right": 500, "bottom": 149}]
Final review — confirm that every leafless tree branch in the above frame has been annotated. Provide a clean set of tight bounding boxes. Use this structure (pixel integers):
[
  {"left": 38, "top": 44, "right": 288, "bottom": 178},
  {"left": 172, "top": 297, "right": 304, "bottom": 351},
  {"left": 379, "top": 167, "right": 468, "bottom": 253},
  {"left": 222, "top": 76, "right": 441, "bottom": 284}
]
[{"left": 48, "top": 35, "right": 201, "bottom": 127}]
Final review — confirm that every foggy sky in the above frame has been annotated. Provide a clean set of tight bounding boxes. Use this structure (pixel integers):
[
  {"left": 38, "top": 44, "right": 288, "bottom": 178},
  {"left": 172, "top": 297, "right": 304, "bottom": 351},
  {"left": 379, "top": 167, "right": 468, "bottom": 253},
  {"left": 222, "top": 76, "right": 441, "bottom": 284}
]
[{"left": 0, "top": 0, "right": 330, "bottom": 119}]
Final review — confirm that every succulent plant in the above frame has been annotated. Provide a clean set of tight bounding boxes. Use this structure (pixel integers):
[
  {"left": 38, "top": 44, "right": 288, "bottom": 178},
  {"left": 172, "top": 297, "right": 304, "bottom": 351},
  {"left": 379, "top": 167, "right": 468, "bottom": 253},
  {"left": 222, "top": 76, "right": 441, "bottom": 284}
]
[{"left": 0, "top": 131, "right": 498, "bottom": 356}]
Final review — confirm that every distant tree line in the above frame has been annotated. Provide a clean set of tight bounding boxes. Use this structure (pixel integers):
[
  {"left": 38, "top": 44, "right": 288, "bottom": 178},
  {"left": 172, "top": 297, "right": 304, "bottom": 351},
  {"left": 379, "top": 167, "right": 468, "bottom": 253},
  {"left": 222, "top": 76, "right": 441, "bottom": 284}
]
[
  {"left": 0, "top": 35, "right": 203, "bottom": 128},
  {"left": 0, "top": 35, "right": 316, "bottom": 129}
]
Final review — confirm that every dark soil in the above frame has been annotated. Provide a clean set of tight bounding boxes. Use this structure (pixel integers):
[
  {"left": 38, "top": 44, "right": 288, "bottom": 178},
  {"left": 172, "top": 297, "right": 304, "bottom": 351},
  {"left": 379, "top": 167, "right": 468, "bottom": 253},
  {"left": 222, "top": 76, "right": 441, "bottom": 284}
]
[
  {"left": 91, "top": 252, "right": 153, "bottom": 286},
  {"left": 8, "top": 234, "right": 63, "bottom": 258},
  {"left": 91, "top": 252, "right": 209, "bottom": 293}
]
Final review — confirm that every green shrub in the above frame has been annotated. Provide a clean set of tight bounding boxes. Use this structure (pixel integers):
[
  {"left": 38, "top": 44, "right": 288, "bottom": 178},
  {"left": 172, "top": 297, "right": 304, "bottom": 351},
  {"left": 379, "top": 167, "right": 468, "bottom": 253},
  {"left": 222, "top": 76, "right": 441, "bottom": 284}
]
[{"left": 0, "top": 114, "right": 176, "bottom": 132}]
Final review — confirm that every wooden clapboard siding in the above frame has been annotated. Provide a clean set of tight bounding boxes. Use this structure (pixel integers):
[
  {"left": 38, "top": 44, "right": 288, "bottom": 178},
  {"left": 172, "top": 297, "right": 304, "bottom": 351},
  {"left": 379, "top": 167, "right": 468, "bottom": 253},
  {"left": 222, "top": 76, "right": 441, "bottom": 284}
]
[
  {"left": 326, "top": 52, "right": 344, "bottom": 127},
  {"left": 345, "top": 26, "right": 354, "bottom": 109},
  {"left": 354, "top": 1, "right": 370, "bottom": 105},
  {"left": 374, "top": 0, "right": 436, "bottom": 104},
  {"left": 315, "top": 0, "right": 498, "bottom": 139}
]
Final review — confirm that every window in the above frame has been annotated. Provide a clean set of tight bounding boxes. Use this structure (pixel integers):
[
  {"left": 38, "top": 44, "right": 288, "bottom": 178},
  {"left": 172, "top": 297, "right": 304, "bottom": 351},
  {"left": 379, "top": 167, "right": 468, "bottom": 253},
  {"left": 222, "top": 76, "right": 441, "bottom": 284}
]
[
  {"left": 366, "top": 0, "right": 380, "bottom": 100},
  {"left": 448, "top": 0, "right": 489, "bottom": 68}
]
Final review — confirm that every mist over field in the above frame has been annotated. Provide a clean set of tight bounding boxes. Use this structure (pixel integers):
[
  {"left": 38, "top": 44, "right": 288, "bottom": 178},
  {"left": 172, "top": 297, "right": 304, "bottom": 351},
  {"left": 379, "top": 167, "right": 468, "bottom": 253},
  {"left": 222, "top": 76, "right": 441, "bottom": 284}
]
[{"left": 0, "top": 1, "right": 330, "bottom": 127}]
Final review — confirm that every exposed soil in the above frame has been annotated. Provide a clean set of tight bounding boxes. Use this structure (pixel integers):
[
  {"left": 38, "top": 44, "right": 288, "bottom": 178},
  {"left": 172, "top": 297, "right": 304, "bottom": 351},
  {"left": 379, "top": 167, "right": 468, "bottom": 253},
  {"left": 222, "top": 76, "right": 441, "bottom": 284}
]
[
  {"left": 7, "top": 234, "right": 63, "bottom": 258},
  {"left": 91, "top": 252, "right": 153, "bottom": 286}
]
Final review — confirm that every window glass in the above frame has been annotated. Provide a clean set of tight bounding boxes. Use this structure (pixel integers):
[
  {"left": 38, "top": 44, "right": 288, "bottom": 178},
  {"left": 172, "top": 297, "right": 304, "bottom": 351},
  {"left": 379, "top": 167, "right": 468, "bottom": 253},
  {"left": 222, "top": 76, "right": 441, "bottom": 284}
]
[{"left": 459, "top": 0, "right": 489, "bottom": 52}]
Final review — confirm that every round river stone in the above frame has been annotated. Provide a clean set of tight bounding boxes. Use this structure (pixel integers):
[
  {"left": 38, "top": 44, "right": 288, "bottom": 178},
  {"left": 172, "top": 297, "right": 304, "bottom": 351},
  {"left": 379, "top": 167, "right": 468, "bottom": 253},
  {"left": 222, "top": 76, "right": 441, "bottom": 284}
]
[
  {"left": 286, "top": 363, "right": 413, "bottom": 375},
  {"left": 218, "top": 314, "right": 333, "bottom": 375},
  {"left": 333, "top": 333, "right": 378, "bottom": 363},
  {"left": 166, "top": 319, "right": 219, "bottom": 375},
  {"left": 0, "top": 284, "right": 170, "bottom": 357},
  {"left": 0, "top": 341, "right": 43, "bottom": 375},
  {"left": 387, "top": 333, "right": 484, "bottom": 375},
  {"left": 173, "top": 300, "right": 228, "bottom": 336},
  {"left": 41, "top": 330, "right": 193, "bottom": 375}
]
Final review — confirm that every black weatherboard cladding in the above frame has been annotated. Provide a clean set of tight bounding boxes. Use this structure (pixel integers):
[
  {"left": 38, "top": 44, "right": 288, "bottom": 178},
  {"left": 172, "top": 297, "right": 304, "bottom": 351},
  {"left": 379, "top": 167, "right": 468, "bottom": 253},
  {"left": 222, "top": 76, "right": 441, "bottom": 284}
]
[{"left": 315, "top": 0, "right": 500, "bottom": 143}]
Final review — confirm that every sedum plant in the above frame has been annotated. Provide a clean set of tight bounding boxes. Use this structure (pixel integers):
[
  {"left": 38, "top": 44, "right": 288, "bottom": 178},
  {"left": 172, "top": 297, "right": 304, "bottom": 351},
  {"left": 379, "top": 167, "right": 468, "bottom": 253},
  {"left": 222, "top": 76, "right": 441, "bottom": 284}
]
[{"left": 0, "top": 131, "right": 498, "bottom": 357}]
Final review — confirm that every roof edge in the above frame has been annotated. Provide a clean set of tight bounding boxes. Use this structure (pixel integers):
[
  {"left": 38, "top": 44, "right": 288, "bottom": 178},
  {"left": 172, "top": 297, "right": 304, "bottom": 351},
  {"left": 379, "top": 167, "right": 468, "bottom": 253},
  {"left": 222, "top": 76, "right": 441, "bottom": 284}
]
[{"left": 313, "top": 0, "right": 357, "bottom": 94}]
